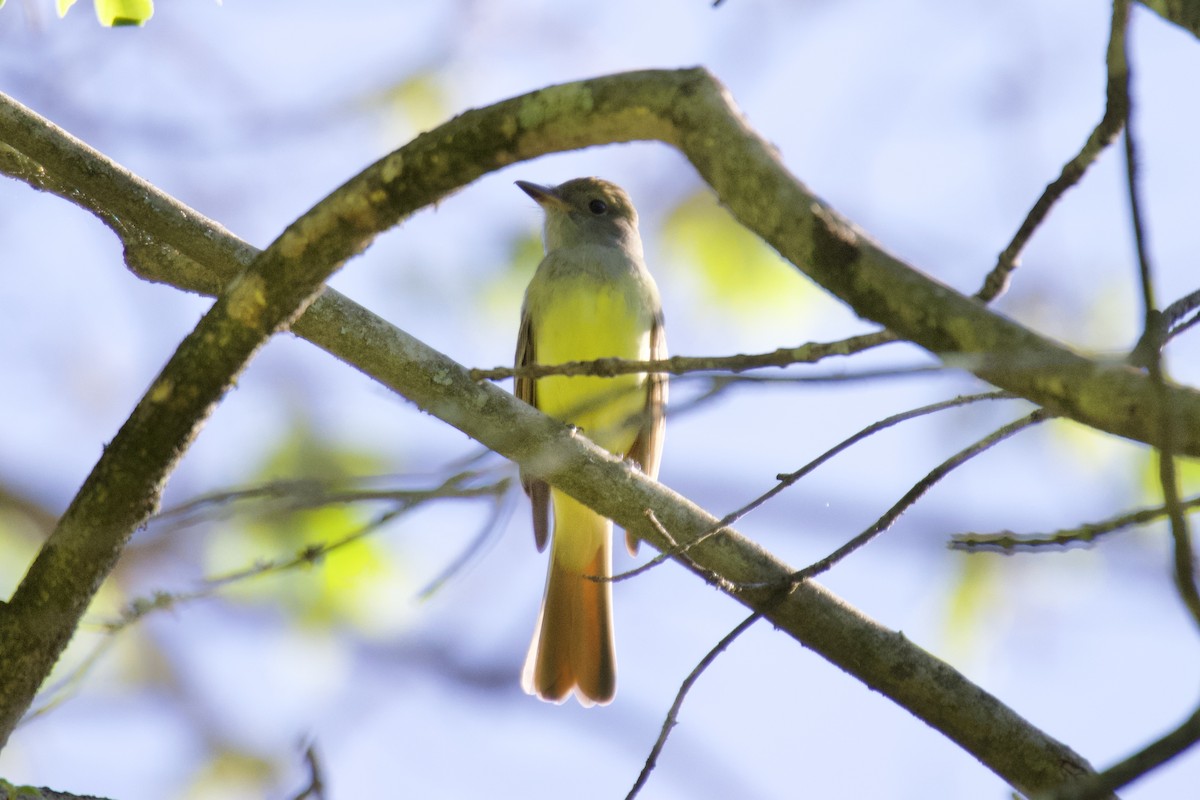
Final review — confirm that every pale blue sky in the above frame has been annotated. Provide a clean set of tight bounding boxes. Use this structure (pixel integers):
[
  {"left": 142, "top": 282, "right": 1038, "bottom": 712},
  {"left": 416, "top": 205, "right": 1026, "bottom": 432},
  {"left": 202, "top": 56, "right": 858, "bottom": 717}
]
[{"left": 1, "top": 1, "right": 1199, "bottom": 798}]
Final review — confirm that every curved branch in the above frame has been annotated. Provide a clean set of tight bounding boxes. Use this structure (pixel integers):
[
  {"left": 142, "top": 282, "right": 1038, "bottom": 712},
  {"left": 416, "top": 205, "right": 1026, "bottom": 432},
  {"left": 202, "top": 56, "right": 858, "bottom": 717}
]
[
  {"left": 5, "top": 71, "right": 1197, "bottom": 453},
  {"left": 0, "top": 75, "right": 1121, "bottom": 794}
]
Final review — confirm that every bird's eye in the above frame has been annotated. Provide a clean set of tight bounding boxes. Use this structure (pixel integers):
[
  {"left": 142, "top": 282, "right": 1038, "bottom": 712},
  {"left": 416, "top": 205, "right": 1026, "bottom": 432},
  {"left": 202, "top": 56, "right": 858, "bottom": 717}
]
[{"left": 588, "top": 199, "right": 608, "bottom": 215}]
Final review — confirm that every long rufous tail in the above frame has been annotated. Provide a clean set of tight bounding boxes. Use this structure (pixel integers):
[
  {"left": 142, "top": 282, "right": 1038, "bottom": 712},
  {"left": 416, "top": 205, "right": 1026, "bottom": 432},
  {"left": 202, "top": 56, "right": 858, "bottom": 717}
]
[{"left": 521, "top": 490, "right": 615, "bottom": 706}]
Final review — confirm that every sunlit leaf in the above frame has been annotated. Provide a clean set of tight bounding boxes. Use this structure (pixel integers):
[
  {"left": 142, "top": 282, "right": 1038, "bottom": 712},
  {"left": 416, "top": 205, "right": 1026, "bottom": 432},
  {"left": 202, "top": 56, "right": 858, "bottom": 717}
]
[
  {"left": 257, "top": 418, "right": 389, "bottom": 481},
  {"left": 376, "top": 72, "right": 448, "bottom": 137},
  {"left": 94, "top": 0, "right": 152, "bottom": 26},
  {"left": 309, "top": 532, "right": 411, "bottom": 635},
  {"left": 662, "top": 189, "right": 813, "bottom": 313},
  {"left": 201, "top": 420, "right": 410, "bottom": 636},
  {"left": 1137, "top": 450, "right": 1200, "bottom": 502},
  {"left": 183, "top": 750, "right": 274, "bottom": 800},
  {"left": 206, "top": 502, "right": 411, "bottom": 636},
  {"left": 55, "top": 0, "right": 153, "bottom": 24},
  {"left": 1047, "top": 417, "right": 1133, "bottom": 476},
  {"left": 942, "top": 553, "right": 999, "bottom": 659}
]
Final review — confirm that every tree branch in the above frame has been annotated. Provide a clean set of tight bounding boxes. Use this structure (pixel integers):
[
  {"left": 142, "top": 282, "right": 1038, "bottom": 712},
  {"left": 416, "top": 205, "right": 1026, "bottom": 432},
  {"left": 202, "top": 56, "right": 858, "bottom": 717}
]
[
  {"left": 949, "top": 492, "right": 1200, "bottom": 552},
  {"left": 0, "top": 74, "right": 518, "bottom": 746},
  {"left": 1044, "top": 703, "right": 1200, "bottom": 800},
  {"left": 4, "top": 71, "right": 1196, "bottom": 453},
  {"left": 468, "top": 332, "right": 895, "bottom": 382},
  {"left": 1136, "top": 0, "right": 1200, "bottom": 40},
  {"left": 0, "top": 779, "right": 112, "bottom": 800},
  {"left": 0, "top": 72, "right": 1136, "bottom": 793}
]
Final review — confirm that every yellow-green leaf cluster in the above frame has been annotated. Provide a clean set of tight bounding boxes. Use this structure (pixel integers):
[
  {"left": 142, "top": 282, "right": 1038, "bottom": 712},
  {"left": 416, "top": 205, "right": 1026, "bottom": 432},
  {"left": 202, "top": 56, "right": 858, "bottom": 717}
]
[
  {"left": 203, "top": 424, "right": 411, "bottom": 637},
  {"left": 1137, "top": 451, "right": 1200, "bottom": 503},
  {"left": 57, "top": 0, "right": 153, "bottom": 26},
  {"left": 942, "top": 553, "right": 1000, "bottom": 659},
  {"left": 662, "top": 189, "right": 813, "bottom": 314}
]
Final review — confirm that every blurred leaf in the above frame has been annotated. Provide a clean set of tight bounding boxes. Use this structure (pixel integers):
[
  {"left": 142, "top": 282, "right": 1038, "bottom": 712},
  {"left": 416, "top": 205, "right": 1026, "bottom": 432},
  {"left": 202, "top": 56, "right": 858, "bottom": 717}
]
[
  {"left": 479, "top": 230, "right": 542, "bottom": 322},
  {"left": 1047, "top": 416, "right": 1135, "bottom": 479},
  {"left": 257, "top": 417, "right": 388, "bottom": 482},
  {"left": 203, "top": 419, "right": 411, "bottom": 636},
  {"left": 378, "top": 72, "right": 448, "bottom": 136},
  {"left": 1137, "top": 450, "right": 1200, "bottom": 502},
  {"left": 95, "top": 0, "right": 152, "bottom": 25},
  {"left": 207, "top": 505, "right": 411, "bottom": 637},
  {"left": 183, "top": 749, "right": 274, "bottom": 800},
  {"left": 1079, "top": 281, "right": 1137, "bottom": 351},
  {"left": 662, "top": 189, "right": 813, "bottom": 313},
  {"left": 942, "top": 553, "right": 1000, "bottom": 659},
  {"left": 310, "top": 529, "right": 412, "bottom": 635},
  {"left": 57, "top": 0, "right": 154, "bottom": 25}
]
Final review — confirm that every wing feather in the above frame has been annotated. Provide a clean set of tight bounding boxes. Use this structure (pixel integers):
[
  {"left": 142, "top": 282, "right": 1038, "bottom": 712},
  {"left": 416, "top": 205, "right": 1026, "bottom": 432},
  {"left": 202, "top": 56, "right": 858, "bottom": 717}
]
[
  {"left": 515, "top": 309, "right": 551, "bottom": 551},
  {"left": 623, "top": 314, "right": 667, "bottom": 555}
]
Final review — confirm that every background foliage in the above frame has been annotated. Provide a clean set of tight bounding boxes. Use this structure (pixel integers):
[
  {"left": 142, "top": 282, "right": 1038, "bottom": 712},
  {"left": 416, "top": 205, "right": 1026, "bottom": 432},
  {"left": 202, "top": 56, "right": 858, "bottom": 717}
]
[{"left": 1, "top": 1, "right": 1199, "bottom": 798}]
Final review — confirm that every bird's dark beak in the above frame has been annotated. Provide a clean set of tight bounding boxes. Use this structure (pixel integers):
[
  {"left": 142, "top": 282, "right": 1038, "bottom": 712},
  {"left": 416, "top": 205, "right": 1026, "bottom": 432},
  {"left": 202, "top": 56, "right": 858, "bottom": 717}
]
[{"left": 516, "top": 180, "right": 569, "bottom": 211}]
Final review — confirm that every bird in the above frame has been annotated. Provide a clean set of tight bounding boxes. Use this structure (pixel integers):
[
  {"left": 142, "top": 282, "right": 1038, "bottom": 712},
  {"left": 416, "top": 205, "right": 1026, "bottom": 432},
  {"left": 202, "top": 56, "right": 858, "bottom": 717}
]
[{"left": 514, "top": 177, "right": 667, "bottom": 706}]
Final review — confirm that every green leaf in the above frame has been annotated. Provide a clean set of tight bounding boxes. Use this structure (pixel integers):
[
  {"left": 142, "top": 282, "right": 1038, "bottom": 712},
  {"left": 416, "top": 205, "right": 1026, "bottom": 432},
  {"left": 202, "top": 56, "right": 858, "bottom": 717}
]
[
  {"left": 942, "top": 552, "right": 999, "bottom": 658},
  {"left": 94, "top": 0, "right": 153, "bottom": 26},
  {"left": 380, "top": 73, "right": 448, "bottom": 134},
  {"left": 202, "top": 419, "right": 410, "bottom": 635},
  {"left": 185, "top": 750, "right": 275, "bottom": 799},
  {"left": 662, "top": 189, "right": 813, "bottom": 313},
  {"left": 1137, "top": 450, "right": 1200, "bottom": 502},
  {"left": 55, "top": 0, "right": 153, "bottom": 25}
]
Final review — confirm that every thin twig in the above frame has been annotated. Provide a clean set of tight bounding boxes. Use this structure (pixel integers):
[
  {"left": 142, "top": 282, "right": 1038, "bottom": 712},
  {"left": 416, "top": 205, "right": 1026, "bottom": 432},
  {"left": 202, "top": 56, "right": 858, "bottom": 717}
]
[
  {"left": 974, "top": 0, "right": 1131, "bottom": 303},
  {"left": 1164, "top": 299, "right": 1200, "bottom": 344},
  {"left": 1128, "top": 118, "right": 1200, "bottom": 633},
  {"left": 626, "top": 612, "right": 762, "bottom": 800},
  {"left": 470, "top": 331, "right": 895, "bottom": 382},
  {"left": 608, "top": 391, "right": 1016, "bottom": 584},
  {"left": 950, "top": 492, "right": 1200, "bottom": 552},
  {"left": 153, "top": 472, "right": 508, "bottom": 528},
  {"left": 1045, "top": 703, "right": 1200, "bottom": 800},
  {"left": 1117, "top": 0, "right": 1200, "bottom": 630},
  {"left": 1132, "top": 284, "right": 1200, "bottom": 360},
  {"left": 291, "top": 741, "right": 327, "bottom": 800},
  {"left": 659, "top": 362, "right": 959, "bottom": 421},
  {"left": 417, "top": 488, "right": 517, "bottom": 600},
  {"left": 789, "top": 409, "right": 1050, "bottom": 584},
  {"left": 21, "top": 473, "right": 508, "bottom": 723}
]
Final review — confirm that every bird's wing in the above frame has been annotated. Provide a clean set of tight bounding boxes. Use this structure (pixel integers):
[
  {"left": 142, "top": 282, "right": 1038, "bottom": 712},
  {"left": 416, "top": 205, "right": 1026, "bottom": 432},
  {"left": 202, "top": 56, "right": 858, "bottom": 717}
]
[
  {"left": 624, "top": 313, "right": 668, "bottom": 555},
  {"left": 515, "top": 309, "right": 551, "bottom": 551}
]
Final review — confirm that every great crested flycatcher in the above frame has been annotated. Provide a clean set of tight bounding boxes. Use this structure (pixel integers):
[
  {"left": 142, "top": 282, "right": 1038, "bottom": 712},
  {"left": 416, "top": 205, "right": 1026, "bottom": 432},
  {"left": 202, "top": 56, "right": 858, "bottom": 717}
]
[{"left": 514, "top": 177, "right": 666, "bottom": 706}]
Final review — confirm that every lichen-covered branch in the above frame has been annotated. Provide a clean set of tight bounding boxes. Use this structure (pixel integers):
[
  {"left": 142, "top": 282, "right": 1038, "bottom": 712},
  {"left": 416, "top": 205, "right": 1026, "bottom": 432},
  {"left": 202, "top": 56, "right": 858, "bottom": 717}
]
[
  {"left": 5, "top": 72, "right": 1197, "bottom": 454},
  {"left": 0, "top": 70, "right": 1136, "bottom": 794},
  {"left": 0, "top": 780, "right": 112, "bottom": 800}
]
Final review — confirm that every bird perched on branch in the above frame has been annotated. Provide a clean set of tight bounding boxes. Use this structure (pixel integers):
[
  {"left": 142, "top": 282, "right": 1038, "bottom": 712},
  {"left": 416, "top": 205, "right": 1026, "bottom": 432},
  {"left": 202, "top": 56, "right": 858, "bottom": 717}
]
[{"left": 514, "top": 177, "right": 667, "bottom": 706}]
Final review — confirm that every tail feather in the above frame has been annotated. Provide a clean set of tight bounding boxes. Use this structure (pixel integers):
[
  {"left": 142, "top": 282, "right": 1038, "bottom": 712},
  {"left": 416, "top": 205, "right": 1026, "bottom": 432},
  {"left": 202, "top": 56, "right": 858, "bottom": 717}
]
[{"left": 522, "top": 491, "right": 615, "bottom": 706}]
